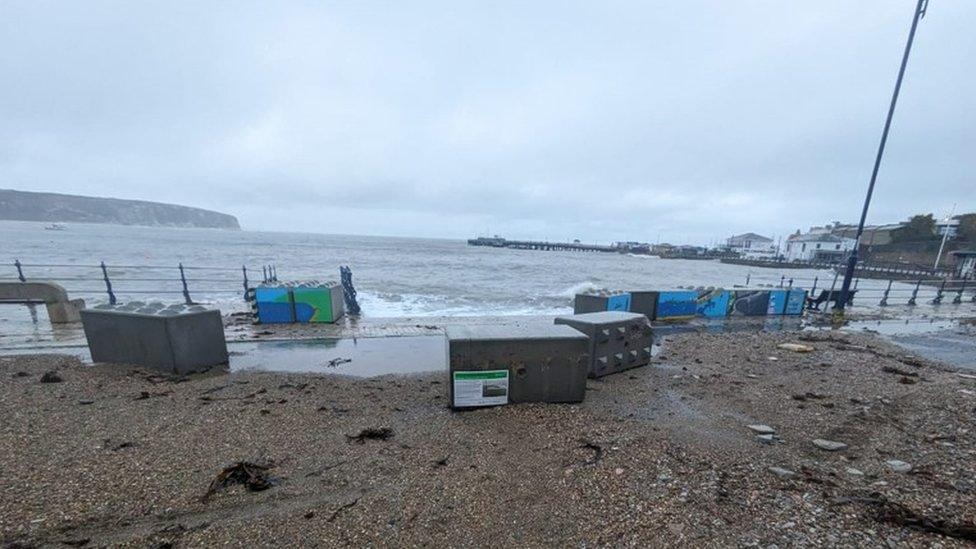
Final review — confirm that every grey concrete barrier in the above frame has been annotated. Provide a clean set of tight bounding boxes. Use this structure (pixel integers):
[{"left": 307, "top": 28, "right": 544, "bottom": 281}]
[
  {"left": 0, "top": 282, "right": 85, "bottom": 323},
  {"left": 81, "top": 306, "right": 228, "bottom": 374}
]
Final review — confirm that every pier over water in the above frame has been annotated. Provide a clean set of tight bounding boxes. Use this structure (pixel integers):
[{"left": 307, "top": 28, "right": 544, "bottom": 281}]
[{"left": 467, "top": 236, "right": 616, "bottom": 253}]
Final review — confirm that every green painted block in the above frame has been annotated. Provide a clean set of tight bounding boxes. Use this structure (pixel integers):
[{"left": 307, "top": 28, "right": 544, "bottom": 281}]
[{"left": 292, "top": 285, "right": 344, "bottom": 323}]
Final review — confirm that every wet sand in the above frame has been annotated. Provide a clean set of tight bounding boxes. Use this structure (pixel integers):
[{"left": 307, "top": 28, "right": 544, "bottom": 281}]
[{"left": 1, "top": 329, "right": 975, "bottom": 547}]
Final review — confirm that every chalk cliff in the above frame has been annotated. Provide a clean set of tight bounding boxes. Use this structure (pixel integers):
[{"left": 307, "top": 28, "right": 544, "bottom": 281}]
[{"left": 0, "top": 189, "right": 240, "bottom": 229}]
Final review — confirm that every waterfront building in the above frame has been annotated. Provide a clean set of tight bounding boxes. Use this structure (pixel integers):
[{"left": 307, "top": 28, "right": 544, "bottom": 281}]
[
  {"left": 784, "top": 232, "right": 856, "bottom": 262},
  {"left": 726, "top": 233, "right": 775, "bottom": 259}
]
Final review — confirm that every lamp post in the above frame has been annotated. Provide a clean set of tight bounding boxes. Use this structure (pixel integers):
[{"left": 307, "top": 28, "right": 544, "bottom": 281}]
[
  {"left": 933, "top": 203, "right": 956, "bottom": 270},
  {"left": 835, "top": 0, "right": 929, "bottom": 313}
]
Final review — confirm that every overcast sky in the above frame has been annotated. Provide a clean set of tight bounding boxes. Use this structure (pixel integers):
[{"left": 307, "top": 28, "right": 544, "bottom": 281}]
[{"left": 1, "top": 1, "right": 973, "bottom": 244}]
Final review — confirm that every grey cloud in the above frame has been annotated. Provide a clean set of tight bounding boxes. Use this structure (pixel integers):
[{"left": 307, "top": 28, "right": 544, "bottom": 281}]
[{"left": 1, "top": 0, "right": 973, "bottom": 243}]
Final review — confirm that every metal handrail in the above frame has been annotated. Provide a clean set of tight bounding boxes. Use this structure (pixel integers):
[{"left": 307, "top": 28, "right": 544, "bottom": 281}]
[{"left": 9, "top": 259, "right": 278, "bottom": 304}]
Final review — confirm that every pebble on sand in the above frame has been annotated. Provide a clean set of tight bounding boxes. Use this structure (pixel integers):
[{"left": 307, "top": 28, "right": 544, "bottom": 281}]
[
  {"left": 885, "top": 459, "right": 912, "bottom": 473},
  {"left": 747, "top": 424, "right": 776, "bottom": 435},
  {"left": 812, "top": 439, "right": 847, "bottom": 451},
  {"left": 768, "top": 467, "right": 796, "bottom": 478},
  {"left": 777, "top": 343, "right": 814, "bottom": 353}
]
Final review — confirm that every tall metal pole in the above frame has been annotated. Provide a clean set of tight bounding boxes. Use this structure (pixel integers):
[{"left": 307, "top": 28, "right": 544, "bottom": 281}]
[
  {"left": 933, "top": 203, "right": 956, "bottom": 270},
  {"left": 836, "top": 0, "right": 928, "bottom": 313}
]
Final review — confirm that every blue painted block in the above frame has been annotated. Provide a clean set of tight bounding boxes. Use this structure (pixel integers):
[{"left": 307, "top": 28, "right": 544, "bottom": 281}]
[
  {"left": 785, "top": 289, "right": 807, "bottom": 315},
  {"left": 574, "top": 292, "right": 631, "bottom": 313},
  {"left": 606, "top": 293, "right": 631, "bottom": 312},
  {"left": 766, "top": 289, "right": 788, "bottom": 315},
  {"left": 254, "top": 287, "right": 294, "bottom": 324},
  {"left": 656, "top": 290, "right": 698, "bottom": 320},
  {"left": 696, "top": 289, "right": 731, "bottom": 318}
]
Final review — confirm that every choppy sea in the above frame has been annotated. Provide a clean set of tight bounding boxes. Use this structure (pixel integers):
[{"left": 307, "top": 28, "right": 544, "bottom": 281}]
[{"left": 1, "top": 220, "right": 833, "bottom": 317}]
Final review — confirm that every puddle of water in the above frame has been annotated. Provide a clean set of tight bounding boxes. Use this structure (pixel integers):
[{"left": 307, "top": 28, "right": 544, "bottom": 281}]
[
  {"left": 653, "top": 316, "right": 807, "bottom": 338},
  {"left": 843, "top": 318, "right": 962, "bottom": 336},
  {"left": 228, "top": 335, "right": 447, "bottom": 377}
]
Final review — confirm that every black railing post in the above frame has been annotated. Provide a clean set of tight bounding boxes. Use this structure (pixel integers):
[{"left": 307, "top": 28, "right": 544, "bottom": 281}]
[
  {"left": 779, "top": 275, "right": 785, "bottom": 287},
  {"left": 178, "top": 262, "right": 193, "bottom": 305},
  {"left": 908, "top": 279, "right": 921, "bottom": 306},
  {"left": 262, "top": 266, "right": 268, "bottom": 283},
  {"left": 100, "top": 261, "right": 117, "bottom": 305},
  {"left": 14, "top": 259, "right": 25, "bottom": 282},
  {"left": 826, "top": 271, "right": 839, "bottom": 311},
  {"left": 242, "top": 265, "right": 249, "bottom": 298},
  {"left": 745, "top": 272, "right": 751, "bottom": 285},
  {"left": 932, "top": 279, "right": 946, "bottom": 305},
  {"left": 954, "top": 280, "right": 965, "bottom": 305},
  {"left": 272, "top": 265, "right": 278, "bottom": 282},
  {"left": 880, "top": 279, "right": 892, "bottom": 307}
]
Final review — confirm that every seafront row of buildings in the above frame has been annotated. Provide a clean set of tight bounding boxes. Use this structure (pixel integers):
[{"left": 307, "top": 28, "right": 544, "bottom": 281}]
[
  {"left": 723, "top": 213, "right": 976, "bottom": 278},
  {"left": 470, "top": 213, "right": 976, "bottom": 278}
]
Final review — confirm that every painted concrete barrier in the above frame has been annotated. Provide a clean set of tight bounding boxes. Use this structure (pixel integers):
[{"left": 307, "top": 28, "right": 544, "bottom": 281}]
[
  {"left": 628, "top": 290, "right": 659, "bottom": 320},
  {"left": 577, "top": 286, "right": 809, "bottom": 322},
  {"left": 696, "top": 289, "right": 731, "bottom": 318},
  {"left": 656, "top": 290, "right": 698, "bottom": 321},
  {"left": 253, "top": 281, "right": 345, "bottom": 324},
  {"left": 573, "top": 291, "right": 632, "bottom": 314}
]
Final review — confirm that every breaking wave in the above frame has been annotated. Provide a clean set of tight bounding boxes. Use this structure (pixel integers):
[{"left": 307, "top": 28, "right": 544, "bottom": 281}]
[{"left": 555, "top": 281, "right": 604, "bottom": 299}]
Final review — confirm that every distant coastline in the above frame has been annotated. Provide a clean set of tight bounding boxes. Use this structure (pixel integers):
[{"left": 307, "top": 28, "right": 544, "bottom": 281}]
[{"left": 0, "top": 189, "right": 240, "bottom": 230}]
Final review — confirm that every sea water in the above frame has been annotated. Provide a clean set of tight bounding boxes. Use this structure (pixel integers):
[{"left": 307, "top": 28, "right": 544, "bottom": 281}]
[{"left": 2, "top": 219, "right": 932, "bottom": 349}]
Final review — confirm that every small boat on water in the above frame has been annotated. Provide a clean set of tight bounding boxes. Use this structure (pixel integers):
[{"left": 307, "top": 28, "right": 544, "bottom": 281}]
[{"left": 44, "top": 223, "right": 67, "bottom": 231}]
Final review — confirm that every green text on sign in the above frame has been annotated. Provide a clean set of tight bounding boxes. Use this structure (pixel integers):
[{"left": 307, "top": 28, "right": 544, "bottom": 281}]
[{"left": 454, "top": 370, "right": 507, "bottom": 380}]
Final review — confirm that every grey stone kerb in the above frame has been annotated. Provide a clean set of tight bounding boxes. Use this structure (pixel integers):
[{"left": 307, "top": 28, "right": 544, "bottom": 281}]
[{"left": 0, "top": 281, "right": 86, "bottom": 323}]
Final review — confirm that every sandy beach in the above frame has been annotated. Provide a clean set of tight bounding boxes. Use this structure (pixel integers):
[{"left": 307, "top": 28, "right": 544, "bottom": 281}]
[{"left": 1, "top": 328, "right": 975, "bottom": 547}]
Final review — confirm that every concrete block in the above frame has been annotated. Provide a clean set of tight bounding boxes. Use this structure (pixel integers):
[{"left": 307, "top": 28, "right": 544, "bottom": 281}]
[
  {"left": 254, "top": 286, "right": 294, "bottom": 323},
  {"left": 555, "top": 311, "right": 653, "bottom": 378},
  {"left": 696, "top": 289, "right": 731, "bottom": 318},
  {"left": 0, "top": 282, "right": 85, "bottom": 324},
  {"left": 767, "top": 289, "right": 788, "bottom": 315},
  {"left": 628, "top": 291, "right": 659, "bottom": 320},
  {"left": 656, "top": 290, "right": 698, "bottom": 321},
  {"left": 292, "top": 283, "right": 344, "bottom": 323},
  {"left": 729, "top": 289, "right": 771, "bottom": 316},
  {"left": 785, "top": 289, "right": 807, "bottom": 315},
  {"left": 254, "top": 282, "right": 345, "bottom": 324},
  {"left": 81, "top": 305, "right": 228, "bottom": 375},
  {"left": 574, "top": 290, "right": 631, "bottom": 314},
  {"left": 447, "top": 324, "right": 589, "bottom": 409}
]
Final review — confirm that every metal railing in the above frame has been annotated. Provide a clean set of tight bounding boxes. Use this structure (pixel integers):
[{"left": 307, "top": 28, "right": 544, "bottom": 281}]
[
  {"left": 744, "top": 270, "right": 976, "bottom": 309},
  {"left": 5, "top": 259, "right": 279, "bottom": 305},
  {"left": 726, "top": 257, "right": 956, "bottom": 280}
]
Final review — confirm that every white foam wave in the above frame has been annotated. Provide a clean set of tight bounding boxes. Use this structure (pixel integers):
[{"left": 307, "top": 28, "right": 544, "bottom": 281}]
[
  {"left": 357, "top": 291, "right": 569, "bottom": 318},
  {"left": 554, "top": 281, "right": 604, "bottom": 299}
]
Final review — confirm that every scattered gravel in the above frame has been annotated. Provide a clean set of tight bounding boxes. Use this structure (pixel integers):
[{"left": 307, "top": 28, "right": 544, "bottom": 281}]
[{"left": 1, "top": 328, "right": 975, "bottom": 547}]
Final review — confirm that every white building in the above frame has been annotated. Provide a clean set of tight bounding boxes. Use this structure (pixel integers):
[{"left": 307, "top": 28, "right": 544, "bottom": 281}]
[
  {"left": 936, "top": 215, "right": 961, "bottom": 240},
  {"left": 784, "top": 233, "right": 856, "bottom": 262},
  {"left": 726, "top": 233, "right": 776, "bottom": 259}
]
